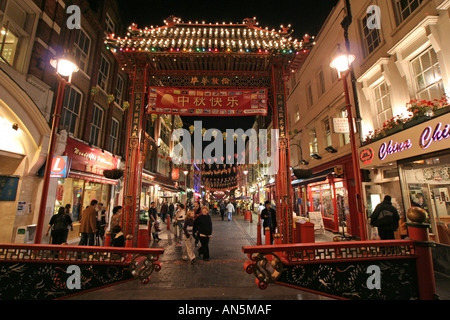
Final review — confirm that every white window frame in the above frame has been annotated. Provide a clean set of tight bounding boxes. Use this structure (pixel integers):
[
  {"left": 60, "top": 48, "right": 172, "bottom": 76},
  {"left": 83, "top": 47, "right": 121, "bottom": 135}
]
[
  {"left": 306, "top": 83, "right": 314, "bottom": 108},
  {"left": 108, "top": 117, "right": 119, "bottom": 154},
  {"left": 114, "top": 74, "right": 124, "bottom": 107},
  {"left": 89, "top": 104, "right": 104, "bottom": 147},
  {"left": 410, "top": 47, "right": 445, "bottom": 101},
  {"left": 60, "top": 85, "right": 83, "bottom": 136},
  {"left": 0, "top": 0, "right": 37, "bottom": 72},
  {"left": 372, "top": 80, "right": 393, "bottom": 128},
  {"left": 73, "top": 27, "right": 91, "bottom": 73},
  {"left": 395, "top": 0, "right": 425, "bottom": 25},
  {"left": 309, "top": 128, "right": 318, "bottom": 156},
  {"left": 361, "top": 13, "right": 382, "bottom": 56},
  {"left": 97, "top": 54, "right": 110, "bottom": 91},
  {"left": 317, "top": 69, "right": 326, "bottom": 96},
  {"left": 105, "top": 13, "right": 115, "bottom": 35}
]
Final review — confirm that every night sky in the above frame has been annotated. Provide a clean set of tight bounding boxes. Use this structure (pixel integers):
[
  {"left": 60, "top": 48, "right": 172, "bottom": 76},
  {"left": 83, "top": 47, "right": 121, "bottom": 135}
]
[
  {"left": 117, "top": 0, "right": 340, "bottom": 131},
  {"left": 119, "top": 0, "right": 340, "bottom": 41}
]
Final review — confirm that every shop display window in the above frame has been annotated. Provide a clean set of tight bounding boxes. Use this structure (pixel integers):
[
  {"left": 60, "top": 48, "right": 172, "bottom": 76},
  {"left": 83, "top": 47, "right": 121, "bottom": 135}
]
[
  {"left": 399, "top": 152, "right": 450, "bottom": 244},
  {"left": 309, "top": 183, "right": 335, "bottom": 222}
]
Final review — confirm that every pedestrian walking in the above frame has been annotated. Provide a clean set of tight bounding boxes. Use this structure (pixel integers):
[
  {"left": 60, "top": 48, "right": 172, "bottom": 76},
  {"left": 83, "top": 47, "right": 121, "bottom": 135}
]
[
  {"left": 193, "top": 201, "right": 201, "bottom": 247},
  {"left": 226, "top": 201, "right": 235, "bottom": 221},
  {"left": 194, "top": 206, "right": 213, "bottom": 261},
  {"left": 160, "top": 200, "right": 168, "bottom": 222},
  {"left": 46, "top": 207, "right": 73, "bottom": 244},
  {"left": 261, "top": 200, "right": 277, "bottom": 244},
  {"left": 220, "top": 201, "right": 226, "bottom": 221},
  {"left": 149, "top": 202, "right": 161, "bottom": 241},
  {"left": 110, "top": 206, "right": 122, "bottom": 231},
  {"left": 176, "top": 204, "right": 186, "bottom": 241},
  {"left": 369, "top": 195, "right": 400, "bottom": 240},
  {"left": 182, "top": 210, "right": 197, "bottom": 264},
  {"left": 168, "top": 201, "right": 175, "bottom": 221},
  {"left": 63, "top": 204, "right": 73, "bottom": 243},
  {"left": 79, "top": 200, "right": 98, "bottom": 246}
]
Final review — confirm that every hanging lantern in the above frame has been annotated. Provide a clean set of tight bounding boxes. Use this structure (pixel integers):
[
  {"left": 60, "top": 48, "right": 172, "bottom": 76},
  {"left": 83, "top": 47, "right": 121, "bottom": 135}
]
[
  {"left": 189, "top": 125, "right": 195, "bottom": 134},
  {"left": 151, "top": 113, "right": 158, "bottom": 123},
  {"left": 223, "top": 132, "right": 227, "bottom": 140}
]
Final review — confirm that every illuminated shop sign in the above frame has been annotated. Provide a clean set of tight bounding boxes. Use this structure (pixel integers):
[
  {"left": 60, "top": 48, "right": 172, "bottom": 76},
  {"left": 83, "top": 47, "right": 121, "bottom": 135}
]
[
  {"left": 419, "top": 122, "right": 450, "bottom": 149},
  {"left": 359, "top": 114, "right": 450, "bottom": 168},
  {"left": 378, "top": 139, "right": 412, "bottom": 161}
]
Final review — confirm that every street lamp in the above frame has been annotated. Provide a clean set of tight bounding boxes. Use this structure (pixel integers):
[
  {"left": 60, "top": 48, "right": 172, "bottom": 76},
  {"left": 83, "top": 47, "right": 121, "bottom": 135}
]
[
  {"left": 330, "top": 51, "right": 367, "bottom": 241},
  {"left": 35, "top": 55, "right": 78, "bottom": 244}
]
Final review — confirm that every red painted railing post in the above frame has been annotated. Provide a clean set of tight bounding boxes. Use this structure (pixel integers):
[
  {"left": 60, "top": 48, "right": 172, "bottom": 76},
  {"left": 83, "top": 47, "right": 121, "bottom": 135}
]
[
  {"left": 125, "top": 234, "right": 133, "bottom": 262},
  {"left": 167, "top": 215, "right": 170, "bottom": 231},
  {"left": 265, "top": 227, "right": 271, "bottom": 245},
  {"left": 257, "top": 219, "right": 262, "bottom": 245},
  {"left": 407, "top": 208, "right": 437, "bottom": 300},
  {"left": 104, "top": 231, "right": 111, "bottom": 247}
]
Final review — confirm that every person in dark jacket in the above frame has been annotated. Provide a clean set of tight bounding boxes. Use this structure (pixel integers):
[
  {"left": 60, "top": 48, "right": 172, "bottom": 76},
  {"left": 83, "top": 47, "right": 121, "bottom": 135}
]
[
  {"left": 261, "top": 201, "right": 277, "bottom": 244},
  {"left": 369, "top": 195, "right": 400, "bottom": 240},
  {"left": 168, "top": 202, "right": 175, "bottom": 221},
  {"left": 46, "top": 207, "right": 73, "bottom": 244},
  {"left": 193, "top": 206, "right": 213, "bottom": 261},
  {"left": 111, "top": 225, "right": 125, "bottom": 247},
  {"left": 160, "top": 201, "right": 168, "bottom": 222}
]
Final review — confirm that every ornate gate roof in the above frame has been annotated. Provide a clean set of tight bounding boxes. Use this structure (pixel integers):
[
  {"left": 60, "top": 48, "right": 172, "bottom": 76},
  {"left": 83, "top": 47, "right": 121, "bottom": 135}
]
[{"left": 105, "top": 16, "right": 314, "bottom": 75}]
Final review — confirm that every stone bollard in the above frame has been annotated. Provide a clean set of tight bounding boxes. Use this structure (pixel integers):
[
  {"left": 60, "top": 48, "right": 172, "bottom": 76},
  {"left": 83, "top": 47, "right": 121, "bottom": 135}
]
[{"left": 406, "top": 207, "right": 438, "bottom": 300}]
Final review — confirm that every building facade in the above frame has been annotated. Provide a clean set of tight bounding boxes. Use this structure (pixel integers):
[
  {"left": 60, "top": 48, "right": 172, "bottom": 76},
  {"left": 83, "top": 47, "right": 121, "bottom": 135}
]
[
  {"left": 0, "top": 0, "right": 131, "bottom": 243},
  {"left": 287, "top": 0, "right": 450, "bottom": 242},
  {"left": 354, "top": 0, "right": 450, "bottom": 244}
]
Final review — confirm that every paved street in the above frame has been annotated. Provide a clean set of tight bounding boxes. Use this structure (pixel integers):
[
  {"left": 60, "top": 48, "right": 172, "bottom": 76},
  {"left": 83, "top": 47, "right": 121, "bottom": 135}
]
[
  {"left": 67, "top": 211, "right": 450, "bottom": 301},
  {"left": 67, "top": 212, "right": 333, "bottom": 300}
]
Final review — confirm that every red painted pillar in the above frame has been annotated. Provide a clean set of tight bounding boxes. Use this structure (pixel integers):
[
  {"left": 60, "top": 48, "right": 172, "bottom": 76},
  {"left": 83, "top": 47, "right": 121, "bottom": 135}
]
[
  {"left": 122, "top": 60, "right": 148, "bottom": 247},
  {"left": 407, "top": 219, "right": 437, "bottom": 300},
  {"left": 271, "top": 61, "right": 294, "bottom": 244},
  {"left": 167, "top": 215, "right": 171, "bottom": 231}
]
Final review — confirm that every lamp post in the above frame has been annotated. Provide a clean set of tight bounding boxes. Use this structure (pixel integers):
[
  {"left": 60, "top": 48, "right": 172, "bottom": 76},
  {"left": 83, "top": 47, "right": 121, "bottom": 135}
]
[
  {"left": 35, "top": 56, "right": 79, "bottom": 244},
  {"left": 330, "top": 51, "right": 367, "bottom": 241},
  {"left": 183, "top": 168, "right": 189, "bottom": 209},
  {"left": 243, "top": 169, "right": 248, "bottom": 213}
]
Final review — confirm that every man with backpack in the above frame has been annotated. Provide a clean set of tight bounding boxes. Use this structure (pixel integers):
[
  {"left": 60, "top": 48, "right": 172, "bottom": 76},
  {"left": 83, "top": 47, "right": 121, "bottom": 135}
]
[
  {"left": 369, "top": 195, "right": 400, "bottom": 240},
  {"left": 46, "top": 207, "right": 73, "bottom": 244}
]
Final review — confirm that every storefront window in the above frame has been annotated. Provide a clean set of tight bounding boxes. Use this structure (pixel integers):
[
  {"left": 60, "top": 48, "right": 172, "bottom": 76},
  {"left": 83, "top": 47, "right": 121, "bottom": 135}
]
[
  {"left": 335, "top": 181, "right": 349, "bottom": 228},
  {"left": 309, "top": 183, "right": 335, "bottom": 222},
  {"left": 399, "top": 152, "right": 450, "bottom": 244}
]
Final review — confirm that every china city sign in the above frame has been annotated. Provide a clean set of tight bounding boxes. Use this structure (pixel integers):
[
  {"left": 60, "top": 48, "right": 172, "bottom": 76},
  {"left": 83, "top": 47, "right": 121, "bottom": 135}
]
[{"left": 359, "top": 113, "right": 450, "bottom": 168}]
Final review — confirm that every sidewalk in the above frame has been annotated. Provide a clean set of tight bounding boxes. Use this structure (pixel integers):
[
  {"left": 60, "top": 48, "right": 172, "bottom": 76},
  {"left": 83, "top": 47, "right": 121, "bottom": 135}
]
[
  {"left": 67, "top": 211, "right": 449, "bottom": 300},
  {"left": 237, "top": 211, "right": 450, "bottom": 300}
]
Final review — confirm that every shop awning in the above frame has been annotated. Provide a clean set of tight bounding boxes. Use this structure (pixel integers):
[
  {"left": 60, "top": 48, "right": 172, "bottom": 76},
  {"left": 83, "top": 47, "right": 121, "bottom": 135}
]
[
  {"left": 68, "top": 170, "right": 118, "bottom": 185},
  {"left": 291, "top": 168, "right": 335, "bottom": 186}
]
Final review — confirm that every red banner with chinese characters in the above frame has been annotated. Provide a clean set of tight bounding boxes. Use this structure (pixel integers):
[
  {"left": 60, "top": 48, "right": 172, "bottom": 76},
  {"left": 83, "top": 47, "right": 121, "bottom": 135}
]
[{"left": 148, "top": 87, "right": 268, "bottom": 116}]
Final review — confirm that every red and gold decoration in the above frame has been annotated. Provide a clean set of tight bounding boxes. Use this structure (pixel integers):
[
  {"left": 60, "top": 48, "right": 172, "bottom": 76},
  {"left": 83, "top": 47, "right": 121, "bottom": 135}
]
[{"left": 148, "top": 87, "right": 267, "bottom": 116}]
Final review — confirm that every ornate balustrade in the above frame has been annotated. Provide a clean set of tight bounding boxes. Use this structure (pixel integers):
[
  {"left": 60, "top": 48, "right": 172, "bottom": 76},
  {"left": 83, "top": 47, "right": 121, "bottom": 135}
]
[
  {"left": 0, "top": 244, "right": 164, "bottom": 299},
  {"left": 242, "top": 240, "right": 421, "bottom": 300}
]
